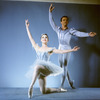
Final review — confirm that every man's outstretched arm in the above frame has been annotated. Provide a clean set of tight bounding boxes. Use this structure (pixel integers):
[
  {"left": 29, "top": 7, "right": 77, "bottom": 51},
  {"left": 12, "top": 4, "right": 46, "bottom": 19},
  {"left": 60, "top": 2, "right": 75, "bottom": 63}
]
[
  {"left": 49, "top": 4, "right": 59, "bottom": 33},
  {"left": 70, "top": 28, "right": 96, "bottom": 37}
]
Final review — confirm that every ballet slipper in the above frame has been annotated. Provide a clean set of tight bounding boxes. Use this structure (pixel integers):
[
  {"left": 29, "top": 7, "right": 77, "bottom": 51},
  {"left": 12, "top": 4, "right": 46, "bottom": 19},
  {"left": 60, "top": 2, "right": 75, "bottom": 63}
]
[
  {"left": 28, "top": 87, "right": 33, "bottom": 99},
  {"left": 69, "top": 80, "right": 76, "bottom": 89},
  {"left": 57, "top": 88, "right": 67, "bottom": 92},
  {"left": 60, "top": 88, "right": 67, "bottom": 92}
]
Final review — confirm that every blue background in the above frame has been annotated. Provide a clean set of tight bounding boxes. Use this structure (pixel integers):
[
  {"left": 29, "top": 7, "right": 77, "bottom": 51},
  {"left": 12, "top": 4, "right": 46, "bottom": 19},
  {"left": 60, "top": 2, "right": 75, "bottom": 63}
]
[{"left": 0, "top": 1, "right": 100, "bottom": 88}]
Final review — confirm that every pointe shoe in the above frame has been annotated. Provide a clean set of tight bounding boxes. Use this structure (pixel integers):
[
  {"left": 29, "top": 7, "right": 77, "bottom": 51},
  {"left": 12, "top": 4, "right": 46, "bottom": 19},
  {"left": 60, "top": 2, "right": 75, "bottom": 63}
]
[
  {"left": 28, "top": 87, "right": 33, "bottom": 99},
  {"left": 60, "top": 88, "right": 67, "bottom": 92}
]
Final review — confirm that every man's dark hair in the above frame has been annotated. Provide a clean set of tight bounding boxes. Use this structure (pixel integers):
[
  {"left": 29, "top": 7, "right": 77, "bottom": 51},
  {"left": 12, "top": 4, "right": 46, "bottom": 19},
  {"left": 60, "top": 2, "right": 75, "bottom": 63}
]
[{"left": 60, "top": 16, "right": 69, "bottom": 22}]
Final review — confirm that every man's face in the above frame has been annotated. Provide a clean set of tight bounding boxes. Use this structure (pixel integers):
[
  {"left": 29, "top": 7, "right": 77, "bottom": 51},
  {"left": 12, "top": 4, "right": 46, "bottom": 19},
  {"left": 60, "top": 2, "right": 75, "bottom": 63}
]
[{"left": 61, "top": 17, "right": 68, "bottom": 26}]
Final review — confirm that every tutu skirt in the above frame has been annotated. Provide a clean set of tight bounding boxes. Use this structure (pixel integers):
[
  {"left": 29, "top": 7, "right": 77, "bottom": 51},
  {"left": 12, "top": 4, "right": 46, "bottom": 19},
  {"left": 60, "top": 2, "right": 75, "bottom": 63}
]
[{"left": 25, "top": 59, "right": 63, "bottom": 79}]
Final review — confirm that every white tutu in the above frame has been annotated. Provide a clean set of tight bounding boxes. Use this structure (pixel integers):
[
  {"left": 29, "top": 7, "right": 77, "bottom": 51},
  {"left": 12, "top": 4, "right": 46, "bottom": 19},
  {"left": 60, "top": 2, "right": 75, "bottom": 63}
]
[
  {"left": 25, "top": 47, "right": 63, "bottom": 79},
  {"left": 25, "top": 59, "right": 63, "bottom": 79}
]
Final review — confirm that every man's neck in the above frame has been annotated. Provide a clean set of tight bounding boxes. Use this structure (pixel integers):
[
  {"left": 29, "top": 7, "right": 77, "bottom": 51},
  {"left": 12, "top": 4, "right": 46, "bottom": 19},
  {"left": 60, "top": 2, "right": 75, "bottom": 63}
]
[{"left": 62, "top": 25, "right": 68, "bottom": 30}]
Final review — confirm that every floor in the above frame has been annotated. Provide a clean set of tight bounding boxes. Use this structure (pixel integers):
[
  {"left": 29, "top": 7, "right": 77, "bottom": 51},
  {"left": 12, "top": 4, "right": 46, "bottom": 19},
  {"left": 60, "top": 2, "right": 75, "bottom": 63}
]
[{"left": 0, "top": 88, "right": 100, "bottom": 100}]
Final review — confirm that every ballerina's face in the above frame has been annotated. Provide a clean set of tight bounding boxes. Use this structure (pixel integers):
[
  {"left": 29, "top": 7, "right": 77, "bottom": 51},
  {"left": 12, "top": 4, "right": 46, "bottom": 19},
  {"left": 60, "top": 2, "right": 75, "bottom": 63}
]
[{"left": 41, "top": 34, "right": 49, "bottom": 44}]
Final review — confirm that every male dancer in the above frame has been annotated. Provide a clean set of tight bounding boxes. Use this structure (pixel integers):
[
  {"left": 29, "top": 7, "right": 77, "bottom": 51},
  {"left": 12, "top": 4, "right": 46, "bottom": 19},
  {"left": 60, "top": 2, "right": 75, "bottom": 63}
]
[{"left": 49, "top": 4, "right": 96, "bottom": 89}]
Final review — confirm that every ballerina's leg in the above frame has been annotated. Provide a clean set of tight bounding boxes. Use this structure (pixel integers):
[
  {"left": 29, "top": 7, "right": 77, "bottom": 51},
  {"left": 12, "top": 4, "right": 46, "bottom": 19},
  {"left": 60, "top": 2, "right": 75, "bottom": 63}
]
[
  {"left": 28, "top": 65, "right": 43, "bottom": 98},
  {"left": 38, "top": 66, "right": 63, "bottom": 94},
  {"left": 38, "top": 75, "right": 60, "bottom": 94}
]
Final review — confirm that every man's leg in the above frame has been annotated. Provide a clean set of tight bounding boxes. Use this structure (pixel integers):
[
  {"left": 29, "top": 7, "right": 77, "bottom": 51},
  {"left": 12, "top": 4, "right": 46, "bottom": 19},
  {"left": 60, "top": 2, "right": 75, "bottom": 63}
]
[
  {"left": 60, "top": 53, "right": 75, "bottom": 89},
  {"left": 67, "top": 71, "right": 75, "bottom": 89},
  {"left": 60, "top": 65, "right": 67, "bottom": 88},
  {"left": 64, "top": 53, "right": 75, "bottom": 89},
  {"left": 59, "top": 54, "right": 67, "bottom": 88}
]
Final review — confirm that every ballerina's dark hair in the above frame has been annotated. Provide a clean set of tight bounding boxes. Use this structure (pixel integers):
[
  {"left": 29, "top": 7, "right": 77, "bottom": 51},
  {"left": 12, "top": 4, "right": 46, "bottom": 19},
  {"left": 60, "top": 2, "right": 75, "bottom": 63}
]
[{"left": 41, "top": 34, "right": 49, "bottom": 41}]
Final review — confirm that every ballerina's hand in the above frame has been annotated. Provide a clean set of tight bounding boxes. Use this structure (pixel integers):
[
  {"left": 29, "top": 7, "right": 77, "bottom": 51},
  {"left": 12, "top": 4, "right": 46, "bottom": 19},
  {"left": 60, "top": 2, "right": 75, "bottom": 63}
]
[
  {"left": 73, "top": 46, "right": 80, "bottom": 51},
  {"left": 25, "top": 19, "right": 29, "bottom": 27}
]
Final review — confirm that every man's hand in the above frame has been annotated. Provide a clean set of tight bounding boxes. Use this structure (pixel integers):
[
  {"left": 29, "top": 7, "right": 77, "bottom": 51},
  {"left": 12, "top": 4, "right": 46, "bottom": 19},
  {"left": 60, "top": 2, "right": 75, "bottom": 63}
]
[
  {"left": 49, "top": 4, "right": 55, "bottom": 12},
  {"left": 25, "top": 19, "right": 29, "bottom": 27},
  {"left": 89, "top": 32, "right": 96, "bottom": 37}
]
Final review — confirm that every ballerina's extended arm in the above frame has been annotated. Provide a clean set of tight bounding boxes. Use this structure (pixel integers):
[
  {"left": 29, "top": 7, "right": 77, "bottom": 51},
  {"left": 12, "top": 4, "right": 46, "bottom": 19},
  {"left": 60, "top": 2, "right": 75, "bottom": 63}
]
[
  {"left": 25, "top": 19, "right": 40, "bottom": 51},
  {"left": 53, "top": 46, "right": 80, "bottom": 54}
]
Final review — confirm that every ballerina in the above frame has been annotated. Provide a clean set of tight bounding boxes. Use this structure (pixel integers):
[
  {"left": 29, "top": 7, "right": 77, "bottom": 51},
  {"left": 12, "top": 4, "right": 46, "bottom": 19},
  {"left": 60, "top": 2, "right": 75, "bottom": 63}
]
[{"left": 25, "top": 19, "right": 80, "bottom": 99}]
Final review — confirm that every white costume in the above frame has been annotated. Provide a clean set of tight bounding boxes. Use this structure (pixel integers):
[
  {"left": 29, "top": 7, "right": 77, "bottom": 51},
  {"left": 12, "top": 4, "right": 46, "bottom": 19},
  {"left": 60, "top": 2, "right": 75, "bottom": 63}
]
[{"left": 49, "top": 12, "right": 89, "bottom": 88}]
